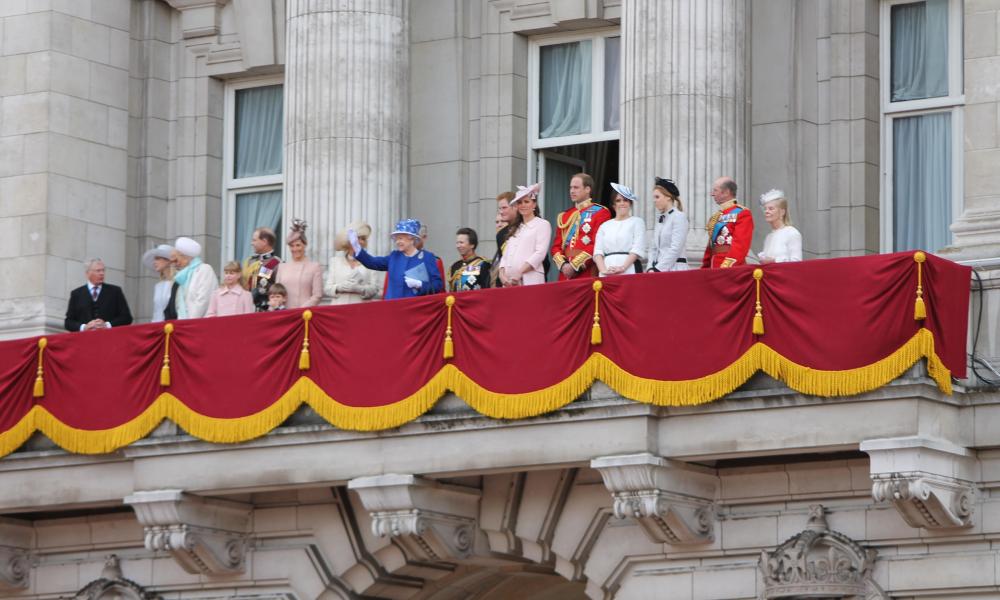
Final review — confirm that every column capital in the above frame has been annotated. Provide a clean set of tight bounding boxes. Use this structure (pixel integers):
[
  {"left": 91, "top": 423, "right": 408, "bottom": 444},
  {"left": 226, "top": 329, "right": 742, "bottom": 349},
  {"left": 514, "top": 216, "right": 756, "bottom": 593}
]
[
  {"left": 348, "top": 474, "right": 481, "bottom": 562},
  {"left": 124, "top": 490, "right": 252, "bottom": 575},
  {"left": 591, "top": 453, "right": 718, "bottom": 544},
  {"left": 0, "top": 517, "right": 32, "bottom": 590},
  {"left": 861, "top": 436, "right": 979, "bottom": 529}
]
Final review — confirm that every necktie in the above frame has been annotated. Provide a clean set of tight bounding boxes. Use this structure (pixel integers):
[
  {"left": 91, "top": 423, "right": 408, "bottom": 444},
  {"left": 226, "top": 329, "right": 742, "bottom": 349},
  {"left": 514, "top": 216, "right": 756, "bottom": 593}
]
[
  {"left": 91, "top": 286, "right": 99, "bottom": 301},
  {"left": 658, "top": 215, "right": 665, "bottom": 224}
]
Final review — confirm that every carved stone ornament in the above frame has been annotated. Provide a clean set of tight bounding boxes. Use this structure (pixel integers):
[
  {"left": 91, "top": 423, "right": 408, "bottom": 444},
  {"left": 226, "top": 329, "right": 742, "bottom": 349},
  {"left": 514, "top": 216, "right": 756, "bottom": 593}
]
[
  {"left": 162, "top": 0, "right": 227, "bottom": 38},
  {"left": 0, "top": 517, "right": 32, "bottom": 590},
  {"left": 591, "top": 453, "right": 718, "bottom": 545},
  {"left": 348, "top": 474, "right": 481, "bottom": 562},
  {"left": 759, "top": 505, "right": 888, "bottom": 600},
  {"left": 74, "top": 555, "right": 160, "bottom": 600},
  {"left": 861, "top": 436, "right": 978, "bottom": 529},
  {"left": 124, "top": 490, "right": 251, "bottom": 576}
]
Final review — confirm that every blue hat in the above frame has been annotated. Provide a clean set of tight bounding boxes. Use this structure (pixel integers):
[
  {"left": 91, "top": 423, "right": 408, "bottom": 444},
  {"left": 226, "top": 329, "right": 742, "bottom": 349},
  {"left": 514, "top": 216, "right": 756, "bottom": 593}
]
[
  {"left": 610, "top": 182, "right": 638, "bottom": 203},
  {"left": 391, "top": 218, "right": 422, "bottom": 239}
]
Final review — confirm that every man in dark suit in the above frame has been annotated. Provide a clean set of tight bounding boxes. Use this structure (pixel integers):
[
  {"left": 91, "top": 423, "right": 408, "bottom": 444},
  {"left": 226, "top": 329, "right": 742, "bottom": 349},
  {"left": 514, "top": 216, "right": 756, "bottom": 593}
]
[{"left": 64, "top": 259, "right": 133, "bottom": 332}]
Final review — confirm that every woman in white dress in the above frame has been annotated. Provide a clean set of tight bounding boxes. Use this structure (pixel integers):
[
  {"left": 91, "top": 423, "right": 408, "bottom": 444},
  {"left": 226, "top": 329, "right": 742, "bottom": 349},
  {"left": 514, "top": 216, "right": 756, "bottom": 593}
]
[
  {"left": 648, "top": 177, "right": 689, "bottom": 272},
  {"left": 757, "top": 189, "right": 803, "bottom": 263},
  {"left": 141, "top": 243, "right": 174, "bottom": 322},
  {"left": 593, "top": 183, "right": 646, "bottom": 276},
  {"left": 325, "top": 223, "right": 382, "bottom": 305}
]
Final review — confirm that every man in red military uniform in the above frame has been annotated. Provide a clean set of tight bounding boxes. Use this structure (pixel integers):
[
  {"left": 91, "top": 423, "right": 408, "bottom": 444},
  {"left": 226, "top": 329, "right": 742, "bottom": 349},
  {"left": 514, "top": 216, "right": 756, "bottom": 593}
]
[
  {"left": 702, "top": 176, "right": 754, "bottom": 269},
  {"left": 551, "top": 173, "right": 613, "bottom": 280}
]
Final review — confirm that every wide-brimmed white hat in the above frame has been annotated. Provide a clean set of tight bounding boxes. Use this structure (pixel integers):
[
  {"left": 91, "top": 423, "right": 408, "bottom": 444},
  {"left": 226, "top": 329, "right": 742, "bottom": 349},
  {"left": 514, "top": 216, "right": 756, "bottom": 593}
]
[
  {"left": 142, "top": 244, "right": 174, "bottom": 271},
  {"left": 610, "top": 182, "right": 638, "bottom": 203},
  {"left": 512, "top": 182, "right": 541, "bottom": 204},
  {"left": 174, "top": 237, "right": 202, "bottom": 258}
]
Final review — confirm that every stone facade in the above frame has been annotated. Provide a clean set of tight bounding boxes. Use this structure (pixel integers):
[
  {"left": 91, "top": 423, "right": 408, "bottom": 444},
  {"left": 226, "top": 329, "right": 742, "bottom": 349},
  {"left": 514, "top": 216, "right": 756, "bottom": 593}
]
[{"left": 0, "top": 0, "right": 999, "bottom": 598}]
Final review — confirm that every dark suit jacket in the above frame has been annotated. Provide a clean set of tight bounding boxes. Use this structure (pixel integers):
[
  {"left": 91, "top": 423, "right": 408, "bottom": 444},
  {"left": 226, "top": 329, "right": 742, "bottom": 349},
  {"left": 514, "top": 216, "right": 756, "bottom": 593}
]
[{"left": 64, "top": 283, "right": 133, "bottom": 332}]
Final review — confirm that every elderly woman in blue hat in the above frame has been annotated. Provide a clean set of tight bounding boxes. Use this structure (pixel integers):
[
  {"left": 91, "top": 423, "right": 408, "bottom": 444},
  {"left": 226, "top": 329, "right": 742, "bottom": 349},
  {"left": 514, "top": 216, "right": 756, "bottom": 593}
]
[
  {"left": 349, "top": 219, "right": 444, "bottom": 300},
  {"left": 593, "top": 182, "right": 647, "bottom": 276}
]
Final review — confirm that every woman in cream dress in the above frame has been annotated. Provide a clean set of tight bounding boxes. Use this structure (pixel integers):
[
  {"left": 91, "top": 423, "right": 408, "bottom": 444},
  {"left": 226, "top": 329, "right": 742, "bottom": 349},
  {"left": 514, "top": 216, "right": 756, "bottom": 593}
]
[{"left": 325, "top": 223, "right": 382, "bottom": 305}]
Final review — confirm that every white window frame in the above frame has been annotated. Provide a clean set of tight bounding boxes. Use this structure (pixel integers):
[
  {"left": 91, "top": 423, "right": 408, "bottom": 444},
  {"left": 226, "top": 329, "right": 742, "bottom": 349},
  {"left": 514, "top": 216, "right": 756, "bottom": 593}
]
[
  {"left": 223, "top": 75, "right": 285, "bottom": 262},
  {"left": 527, "top": 28, "right": 621, "bottom": 151},
  {"left": 879, "top": 0, "right": 964, "bottom": 252}
]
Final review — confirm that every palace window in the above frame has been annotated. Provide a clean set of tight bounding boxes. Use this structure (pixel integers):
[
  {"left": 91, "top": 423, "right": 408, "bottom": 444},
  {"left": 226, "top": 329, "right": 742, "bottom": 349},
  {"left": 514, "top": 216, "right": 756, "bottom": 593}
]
[
  {"left": 224, "top": 78, "right": 284, "bottom": 261},
  {"left": 880, "top": 0, "right": 963, "bottom": 252}
]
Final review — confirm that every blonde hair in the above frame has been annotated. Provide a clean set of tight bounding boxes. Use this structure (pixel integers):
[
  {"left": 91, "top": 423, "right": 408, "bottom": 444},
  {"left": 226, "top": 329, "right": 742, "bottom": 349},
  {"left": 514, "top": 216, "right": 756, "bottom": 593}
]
[
  {"left": 654, "top": 186, "right": 683, "bottom": 212},
  {"left": 334, "top": 223, "right": 373, "bottom": 253},
  {"left": 764, "top": 197, "right": 793, "bottom": 226}
]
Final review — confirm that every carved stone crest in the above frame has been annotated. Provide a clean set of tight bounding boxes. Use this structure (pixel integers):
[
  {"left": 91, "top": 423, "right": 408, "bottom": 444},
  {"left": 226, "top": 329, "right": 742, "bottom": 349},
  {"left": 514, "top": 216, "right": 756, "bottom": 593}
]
[
  {"left": 74, "top": 555, "right": 160, "bottom": 600},
  {"left": 759, "top": 505, "right": 887, "bottom": 600}
]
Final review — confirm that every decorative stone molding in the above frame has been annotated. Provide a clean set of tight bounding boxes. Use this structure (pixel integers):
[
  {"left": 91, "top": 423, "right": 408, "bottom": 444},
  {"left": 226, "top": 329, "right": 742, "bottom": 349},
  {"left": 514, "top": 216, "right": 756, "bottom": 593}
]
[
  {"left": 861, "top": 436, "right": 978, "bottom": 529},
  {"left": 348, "top": 474, "right": 481, "bottom": 562},
  {"left": 124, "top": 490, "right": 251, "bottom": 575},
  {"left": 163, "top": 0, "right": 228, "bottom": 38},
  {"left": 74, "top": 555, "right": 160, "bottom": 600},
  {"left": 0, "top": 517, "right": 31, "bottom": 591},
  {"left": 591, "top": 453, "right": 718, "bottom": 545},
  {"left": 759, "top": 505, "right": 887, "bottom": 600}
]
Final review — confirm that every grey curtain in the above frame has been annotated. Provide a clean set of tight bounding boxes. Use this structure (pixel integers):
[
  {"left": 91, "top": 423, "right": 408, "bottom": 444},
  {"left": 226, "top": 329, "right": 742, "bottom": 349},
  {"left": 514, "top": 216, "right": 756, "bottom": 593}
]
[
  {"left": 234, "top": 85, "right": 284, "bottom": 178},
  {"left": 604, "top": 36, "right": 621, "bottom": 131},
  {"left": 235, "top": 190, "right": 283, "bottom": 260},
  {"left": 539, "top": 41, "right": 592, "bottom": 138},
  {"left": 893, "top": 113, "right": 951, "bottom": 252},
  {"left": 890, "top": 0, "right": 948, "bottom": 102}
]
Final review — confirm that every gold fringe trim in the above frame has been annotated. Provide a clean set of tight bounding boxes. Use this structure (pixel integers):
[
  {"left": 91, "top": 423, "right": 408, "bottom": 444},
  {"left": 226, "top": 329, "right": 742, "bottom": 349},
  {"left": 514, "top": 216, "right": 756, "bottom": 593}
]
[{"left": 0, "top": 329, "right": 951, "bottom": 456}]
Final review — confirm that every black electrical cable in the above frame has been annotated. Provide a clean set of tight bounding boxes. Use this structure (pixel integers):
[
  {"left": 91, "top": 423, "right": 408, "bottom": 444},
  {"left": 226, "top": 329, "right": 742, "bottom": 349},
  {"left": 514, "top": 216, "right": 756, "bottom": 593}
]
[{"left": 969, "top": 268, "right": 1000, "bottom": 387}]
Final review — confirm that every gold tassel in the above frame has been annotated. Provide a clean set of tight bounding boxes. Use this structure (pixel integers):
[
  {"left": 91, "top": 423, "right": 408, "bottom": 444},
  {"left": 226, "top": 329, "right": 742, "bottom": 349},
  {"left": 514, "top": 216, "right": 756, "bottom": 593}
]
[
  {"left": 752, "top": 268, "right": 765, "bottom": 335},
  {"left": 913, "top": 251, "right": 927, "bottom": 320},
  {"left": 443, "top": 295, "right": 456, "bottom": 359},
  {"left": 160, "top": 323, "right": 174, "bottom": 386},
  {"left": 33, "top": 337, "right": 47, "bottom": 398},
  {"left": 591, "top": 280, "right": 603, "bottom": 345},
  {"left": 299, "top": 310, "right": 312, "bottom": 370}
]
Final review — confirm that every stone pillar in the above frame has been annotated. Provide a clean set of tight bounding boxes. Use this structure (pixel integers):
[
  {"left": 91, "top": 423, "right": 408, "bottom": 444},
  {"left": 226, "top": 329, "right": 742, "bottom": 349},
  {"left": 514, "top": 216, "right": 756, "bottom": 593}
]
[
  {"left": 283, "top": 0, "right": 409, "bottom": 259},
  {"left": 620, "top": 0, "right": 749, "bottom": 253},
  {"left": 0, "top": 3, "right": 132, "bottom": 338}
]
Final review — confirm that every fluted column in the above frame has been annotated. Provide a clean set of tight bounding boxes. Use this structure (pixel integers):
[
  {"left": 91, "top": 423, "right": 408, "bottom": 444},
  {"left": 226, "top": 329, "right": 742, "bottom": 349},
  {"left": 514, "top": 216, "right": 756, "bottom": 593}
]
[
  {"left": 284, "top": 0, "right": 409, "bottom": 259},
  {"left": 621, "top": 0, "right": 749, "bottom": 251}
]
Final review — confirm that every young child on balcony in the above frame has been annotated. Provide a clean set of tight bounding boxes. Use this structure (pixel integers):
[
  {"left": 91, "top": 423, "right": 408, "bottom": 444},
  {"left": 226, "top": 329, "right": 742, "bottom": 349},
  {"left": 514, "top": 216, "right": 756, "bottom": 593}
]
[
  {"left": 267, "top": 283, "right": 288, "bottom": 311},
  {"left": 205, "top": 261, "right": 254, "bottom": 317}
]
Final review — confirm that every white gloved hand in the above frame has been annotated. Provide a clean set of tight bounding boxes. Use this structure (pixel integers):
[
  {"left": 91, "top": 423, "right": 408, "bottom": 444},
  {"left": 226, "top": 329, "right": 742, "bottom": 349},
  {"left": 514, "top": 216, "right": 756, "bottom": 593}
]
[
  {"left": 404, "top": 276, "right": 423, "bottom": 290},
  {"left": 347, "top": 229, "right": 362, "bottom": 255}
]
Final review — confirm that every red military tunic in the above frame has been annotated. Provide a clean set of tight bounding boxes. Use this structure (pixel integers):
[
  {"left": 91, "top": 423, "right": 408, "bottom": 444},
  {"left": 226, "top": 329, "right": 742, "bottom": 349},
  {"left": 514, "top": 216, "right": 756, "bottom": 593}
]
[
  {"left": 551, "top": 200, "right": 612, "bottom": 279},
  {"left": 702, "top": 201, "right": 754, "bottom": 269}
]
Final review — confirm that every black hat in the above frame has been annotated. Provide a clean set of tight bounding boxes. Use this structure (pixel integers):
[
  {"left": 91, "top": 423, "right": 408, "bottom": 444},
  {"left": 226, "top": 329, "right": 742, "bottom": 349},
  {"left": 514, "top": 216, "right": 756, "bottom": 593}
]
[{"left": 654, "top": 177, "right": 680, "bottom": 198}]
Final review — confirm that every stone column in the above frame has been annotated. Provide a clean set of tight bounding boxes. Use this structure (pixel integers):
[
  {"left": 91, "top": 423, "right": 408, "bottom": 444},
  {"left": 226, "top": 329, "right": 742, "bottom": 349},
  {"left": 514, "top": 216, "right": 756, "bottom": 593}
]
[
  {"left": 620, "top": 0, "right": 749, "bottom": 253},
  {"left": 283, "top": 0, "right": 409, "bottom": 259},
  {"left": 0, "top": 3, "right": 132, "bottom": 338}
]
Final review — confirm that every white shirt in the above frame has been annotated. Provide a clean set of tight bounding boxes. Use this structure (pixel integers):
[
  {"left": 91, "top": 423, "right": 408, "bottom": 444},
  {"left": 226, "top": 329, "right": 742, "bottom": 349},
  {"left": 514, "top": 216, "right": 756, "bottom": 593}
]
[
  {"left": 649, "top": 208, "right": 689, "bottom": 272},
  {"left": 593, "top": 216, "right": 646, "bottom": 275},
  {"left": 759, "top": 226, "right": 803, "bottom": 263},
  {"left": 151, "top": 279, "right": 172, "bottom": 322}
]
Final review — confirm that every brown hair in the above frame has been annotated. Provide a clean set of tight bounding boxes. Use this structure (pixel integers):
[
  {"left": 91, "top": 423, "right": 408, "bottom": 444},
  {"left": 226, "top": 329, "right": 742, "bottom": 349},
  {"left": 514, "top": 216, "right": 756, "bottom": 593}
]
[
  {"left": 496, "top": 191, "right": 515, "bottom": 204},
  {"left": 268, "top": 283, "right": 287, "bottom": 298},
  {"left": 654, "top": 186, "right": 684, "bottom": 212},
  {"left": 254, "top": 227, "right": 277, "bottom": 247},
  {"left": 572, "top": 173, "right": 595, "bottom": 194},
  {"left": 223, "top": 260, "right": 241, "bottom": 273},
  {"left": 456, "top": 227, "right": 479, "bottom": 249}
]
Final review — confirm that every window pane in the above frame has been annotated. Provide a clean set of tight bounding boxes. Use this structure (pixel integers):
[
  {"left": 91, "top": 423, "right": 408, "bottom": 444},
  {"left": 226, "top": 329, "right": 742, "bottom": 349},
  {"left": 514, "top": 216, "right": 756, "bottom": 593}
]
[
  {"left": 892, "top": 113, "right": 951, "bottom": 252},
  {"left": 539, "top": 41, "right": 592, "bottom": 138},
  {"left": 235, "top": 85, "right": 284, "bottom": 178},
  {"left": 890, "top": 0, "right": 948, "bottom": 102},
  {"left": 604, "top": 36, "right": 621, "bottom": 131},
  {"left": 235, "top": 190, "right": 283, "bottom": 260}
]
